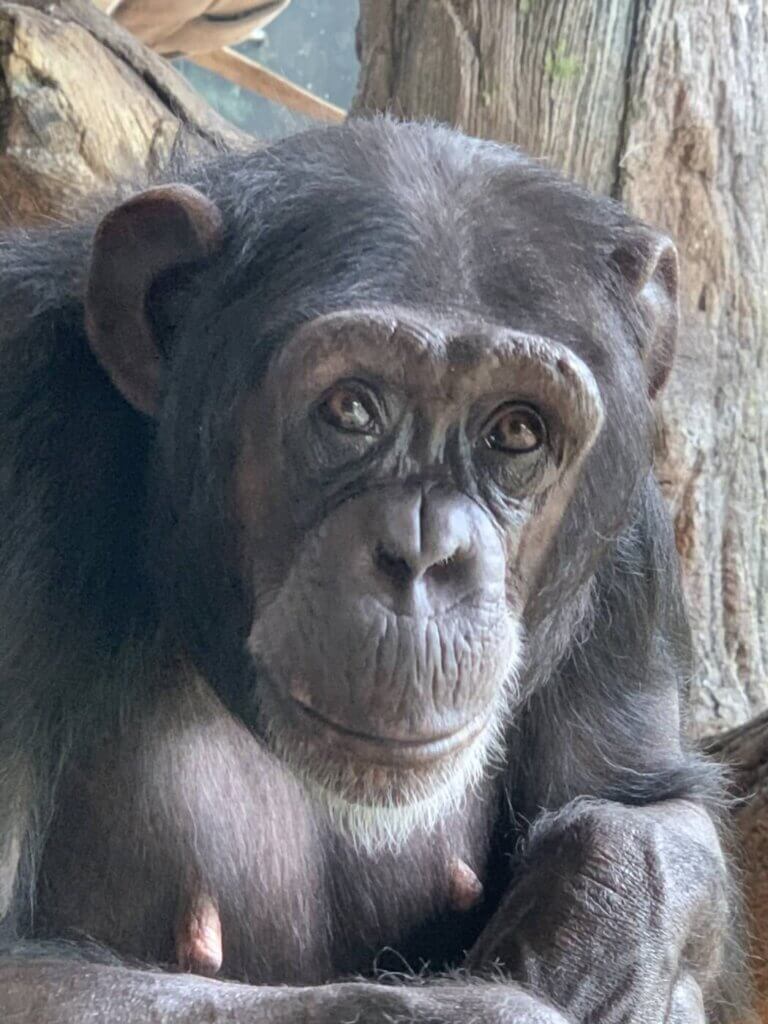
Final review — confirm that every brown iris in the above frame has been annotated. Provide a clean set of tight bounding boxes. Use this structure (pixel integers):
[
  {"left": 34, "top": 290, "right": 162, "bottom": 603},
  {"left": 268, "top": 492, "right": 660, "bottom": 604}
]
[
  {"left": 319, "top": 385, "right": 378, "bottom": 434},
  {"left": 484, "top": 404, "right": 546, "bottom": 454}
]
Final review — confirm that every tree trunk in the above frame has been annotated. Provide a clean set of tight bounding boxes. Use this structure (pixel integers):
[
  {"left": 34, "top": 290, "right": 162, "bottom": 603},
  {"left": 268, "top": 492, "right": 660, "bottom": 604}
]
[
  {"left": 354, "top": 0, "right": 768, "bottom": 741},
  {"left": 0, "top": 0, "right": 252, "bottom": 227}
]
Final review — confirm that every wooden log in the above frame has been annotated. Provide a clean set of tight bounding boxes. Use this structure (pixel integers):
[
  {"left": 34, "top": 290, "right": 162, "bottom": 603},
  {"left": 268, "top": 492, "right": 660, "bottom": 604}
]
[{"left": 0, "top": 0, "right": 252, "bottom": 227}]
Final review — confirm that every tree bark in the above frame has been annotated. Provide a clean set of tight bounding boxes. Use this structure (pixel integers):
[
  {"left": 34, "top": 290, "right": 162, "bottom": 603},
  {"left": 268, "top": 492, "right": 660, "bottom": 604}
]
[
  {"left": 354, "top": 0, "right": 768, "bottom": 741},
  {"left": 0, "top": 0, "right": 252, "bottom": 227}
]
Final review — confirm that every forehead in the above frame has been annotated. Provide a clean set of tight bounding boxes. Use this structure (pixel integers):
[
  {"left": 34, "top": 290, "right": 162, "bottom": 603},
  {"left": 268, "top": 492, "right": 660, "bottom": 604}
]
[
  {"left": 227, "top": 123, "right": 622, "bottom": 334},
  {"left": 218, "top": 123, "right": 631, "bottom": 402}
]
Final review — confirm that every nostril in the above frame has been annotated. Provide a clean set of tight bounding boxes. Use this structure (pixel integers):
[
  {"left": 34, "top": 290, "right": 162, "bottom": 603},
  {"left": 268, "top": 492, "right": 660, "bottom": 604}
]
[
  {"left": 374, "top": 544, "right": 413, "bottom": 588},
  {"left": 426, "top": 550, "right": 466, "bottom": 585}
]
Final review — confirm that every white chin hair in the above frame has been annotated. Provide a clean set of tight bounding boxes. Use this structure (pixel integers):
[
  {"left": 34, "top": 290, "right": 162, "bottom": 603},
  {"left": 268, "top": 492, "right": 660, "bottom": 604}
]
[
  {"left": 262, "top": 623, "right": 523, "bottom": 854},
  {"left": 315, "top": 703, "right": 510, "bottom": 853}
]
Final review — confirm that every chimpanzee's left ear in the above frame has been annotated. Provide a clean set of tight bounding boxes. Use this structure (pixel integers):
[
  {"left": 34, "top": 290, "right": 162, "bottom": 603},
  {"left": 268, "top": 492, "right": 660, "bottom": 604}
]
[
  {"left": 85, "top": 184, "right": 224, "bottom": 417},
  {"left": 610, "top": 229, "right": 679, "bottom": 398}
]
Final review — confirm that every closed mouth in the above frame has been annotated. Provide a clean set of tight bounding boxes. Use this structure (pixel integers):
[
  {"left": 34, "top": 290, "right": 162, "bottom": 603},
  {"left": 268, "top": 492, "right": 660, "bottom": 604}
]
[{"left": 287, "top": 694, "right": 490, "bottom": 767}]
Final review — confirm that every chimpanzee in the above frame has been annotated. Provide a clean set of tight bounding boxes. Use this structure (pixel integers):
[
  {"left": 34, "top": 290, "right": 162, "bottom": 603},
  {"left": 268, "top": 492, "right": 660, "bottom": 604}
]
[{"left": 0, "top": 118, "right": 740, "bottom": 1023}]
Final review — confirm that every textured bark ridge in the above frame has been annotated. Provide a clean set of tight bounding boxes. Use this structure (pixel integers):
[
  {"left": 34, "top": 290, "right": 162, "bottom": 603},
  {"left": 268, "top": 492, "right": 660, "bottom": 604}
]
[
  {"left": 0, "top": 0, "right": 252, "bottom": 227},
  {"left": 354, "top": 0, "right": 768, "bottom": 740}
]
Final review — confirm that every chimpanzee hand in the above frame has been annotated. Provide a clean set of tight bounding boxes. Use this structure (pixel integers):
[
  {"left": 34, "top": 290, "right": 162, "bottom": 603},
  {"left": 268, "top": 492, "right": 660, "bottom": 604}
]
[{"left": 466, "top": 799, "right": 729, "bottom": 1024}]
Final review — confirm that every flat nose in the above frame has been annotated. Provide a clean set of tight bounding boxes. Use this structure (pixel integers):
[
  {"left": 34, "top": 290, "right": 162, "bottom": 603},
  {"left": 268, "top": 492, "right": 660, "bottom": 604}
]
[{"left": 370, "top": 487, "right": 485, "bottom": 598}]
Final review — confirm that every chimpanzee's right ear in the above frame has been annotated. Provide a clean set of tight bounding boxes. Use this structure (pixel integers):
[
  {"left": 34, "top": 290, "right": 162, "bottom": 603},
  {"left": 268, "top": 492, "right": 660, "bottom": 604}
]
[
  {"left": 610, "top": 228, "right": 679, "bottom": 399},
  {"left": 85, "top": 185, "right": 223, "bottom": 417}
]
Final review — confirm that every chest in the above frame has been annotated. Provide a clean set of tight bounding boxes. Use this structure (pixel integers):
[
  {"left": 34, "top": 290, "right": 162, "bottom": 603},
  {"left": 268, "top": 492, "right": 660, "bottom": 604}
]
[{"left": 37, "top": 696, "right": 501, "bottom": 984}]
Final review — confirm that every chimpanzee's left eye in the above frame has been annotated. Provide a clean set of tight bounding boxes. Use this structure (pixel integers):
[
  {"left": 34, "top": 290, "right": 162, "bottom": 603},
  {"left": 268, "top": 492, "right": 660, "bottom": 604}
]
[
  {"left": 483, "top": 404, "right": 547, "bottom": 454},
  {"left": 318, "top": 384, "right": 380, "bottom": 435}
]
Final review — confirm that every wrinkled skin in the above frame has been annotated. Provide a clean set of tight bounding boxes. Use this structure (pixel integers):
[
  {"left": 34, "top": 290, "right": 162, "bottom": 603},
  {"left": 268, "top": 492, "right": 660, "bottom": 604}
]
[
  {"left": 0, "top": 120, "right": 739, "bottom": 1024},
  {"left": 468, "top": 800, "right": 729, "bottom": 1024}
]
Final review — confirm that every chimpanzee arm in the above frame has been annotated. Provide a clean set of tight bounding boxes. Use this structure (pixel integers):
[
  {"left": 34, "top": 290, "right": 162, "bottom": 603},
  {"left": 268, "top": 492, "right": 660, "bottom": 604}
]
[
  {"left": 467, "top": 797, "right": 731, "bottom": 1024},
  {"left": 0, "top": 955, "right": 568, "bottom": 1024},
  {"left": 467, "top": 499, "right": 739, "bottom": 1024}
]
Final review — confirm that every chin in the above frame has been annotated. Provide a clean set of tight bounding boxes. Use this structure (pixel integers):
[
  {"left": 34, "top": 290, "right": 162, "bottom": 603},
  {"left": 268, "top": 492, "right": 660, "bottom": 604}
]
[{"left": 257, "top": 675, "right": 514, "bottom": 854}]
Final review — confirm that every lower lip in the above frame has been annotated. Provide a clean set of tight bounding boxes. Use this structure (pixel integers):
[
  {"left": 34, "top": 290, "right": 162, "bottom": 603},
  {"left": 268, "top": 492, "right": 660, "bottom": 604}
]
[{"left": 287, "top": 696, "right": 490, "bottom": 767}]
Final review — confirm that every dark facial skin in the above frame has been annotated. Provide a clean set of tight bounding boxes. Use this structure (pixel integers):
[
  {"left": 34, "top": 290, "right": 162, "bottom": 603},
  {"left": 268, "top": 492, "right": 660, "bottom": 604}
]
[
  {"left": 239, "top": 309, "right": 602, "bottom": 815},
  {"left": 0, "top": 119, "right": 742, "bottom": 1024}
]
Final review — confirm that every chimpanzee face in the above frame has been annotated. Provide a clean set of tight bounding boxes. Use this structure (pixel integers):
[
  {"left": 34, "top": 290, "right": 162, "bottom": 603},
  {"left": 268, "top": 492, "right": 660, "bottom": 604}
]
[{"left": 236, "top": 308, "right": 603, "bottom": 843}]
